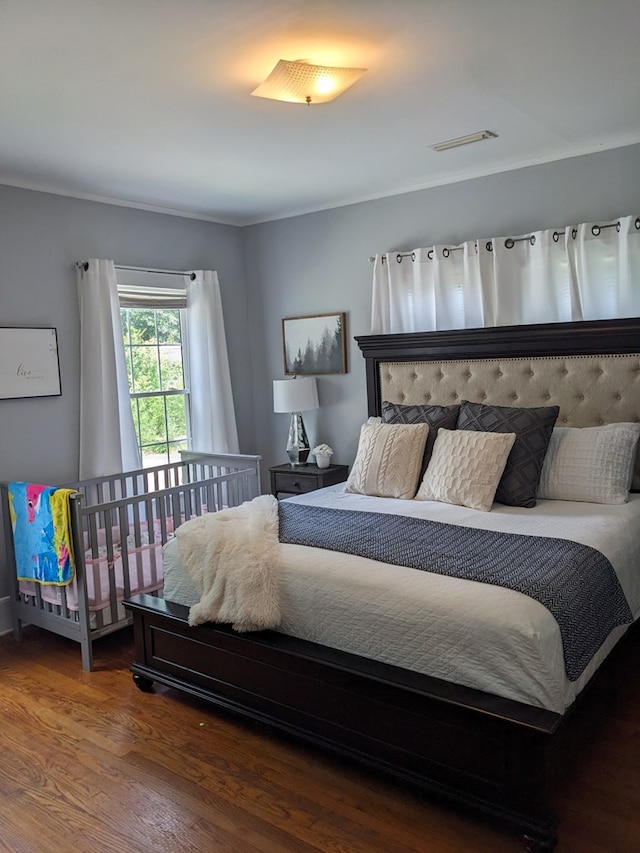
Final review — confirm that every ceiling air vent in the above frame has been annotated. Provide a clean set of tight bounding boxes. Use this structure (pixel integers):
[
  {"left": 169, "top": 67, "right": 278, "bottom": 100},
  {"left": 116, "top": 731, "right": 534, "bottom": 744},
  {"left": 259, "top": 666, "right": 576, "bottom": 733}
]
[{"left": 430, "top": 130, "right": 497, "bottom": 152}]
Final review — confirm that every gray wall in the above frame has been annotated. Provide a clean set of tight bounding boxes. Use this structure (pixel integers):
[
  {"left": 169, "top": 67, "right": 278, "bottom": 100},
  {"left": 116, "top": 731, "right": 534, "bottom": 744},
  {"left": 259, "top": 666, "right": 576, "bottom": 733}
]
[
  {"left": 0, "top": 186, "right": 251, "bottom": 597},
  {"left": 244, "top": 143, "right": 640, "bottom": 474},
  {"left": 2, "top": 142, "right": 640, "bottom": 600}
]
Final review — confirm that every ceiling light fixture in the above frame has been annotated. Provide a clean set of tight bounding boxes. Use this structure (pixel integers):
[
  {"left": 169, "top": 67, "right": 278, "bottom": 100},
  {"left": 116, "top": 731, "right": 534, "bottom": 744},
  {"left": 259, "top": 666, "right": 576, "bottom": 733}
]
[
  {"left": 430, "top": 130, "right": 498, "bottom": 152},
  {"left": 251, "top": 59, "right": 367, "bottom": 105}
]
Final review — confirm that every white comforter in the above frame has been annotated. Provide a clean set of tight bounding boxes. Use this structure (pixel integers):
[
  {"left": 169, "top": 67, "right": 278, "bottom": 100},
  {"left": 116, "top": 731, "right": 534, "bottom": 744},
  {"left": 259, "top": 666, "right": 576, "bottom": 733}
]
[{"left": 163, "top": 487, "right": 640, "bottom": 714}]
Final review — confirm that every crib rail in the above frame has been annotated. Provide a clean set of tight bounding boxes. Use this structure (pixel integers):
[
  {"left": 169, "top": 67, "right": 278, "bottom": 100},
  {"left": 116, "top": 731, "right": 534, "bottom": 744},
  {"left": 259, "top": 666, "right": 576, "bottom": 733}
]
[
  {"left": 66, "top": 451, "right": 262, "bottom": 508},
  {"left": 2, "top": 451, "right": 261, "bottom": 670}
]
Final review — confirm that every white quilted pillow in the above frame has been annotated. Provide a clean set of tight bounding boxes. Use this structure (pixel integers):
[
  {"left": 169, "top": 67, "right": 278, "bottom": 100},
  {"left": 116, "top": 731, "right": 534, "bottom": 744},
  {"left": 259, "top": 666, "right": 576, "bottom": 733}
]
[
  {"left": 415, "top": 428, "right": 516, "bottom": 512},
  {"left": 345, "top": 422, "right": 428, "bottom": 499},
  {"left": 537, "top": 423, "right": 640, "bottom": 504}
]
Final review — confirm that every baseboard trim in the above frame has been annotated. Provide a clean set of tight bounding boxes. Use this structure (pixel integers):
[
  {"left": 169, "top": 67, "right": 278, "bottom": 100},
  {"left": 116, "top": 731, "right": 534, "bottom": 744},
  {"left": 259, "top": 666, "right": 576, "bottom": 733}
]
[{"left": 0, "top": 596, "right": 12, "bottom": 636}]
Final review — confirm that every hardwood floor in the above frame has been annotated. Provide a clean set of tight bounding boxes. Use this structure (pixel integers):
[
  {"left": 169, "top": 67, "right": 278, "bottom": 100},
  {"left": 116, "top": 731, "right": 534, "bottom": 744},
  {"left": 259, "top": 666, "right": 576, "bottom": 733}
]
[{"left": 1, "top": 625, "right": 639, "bottom": 853}]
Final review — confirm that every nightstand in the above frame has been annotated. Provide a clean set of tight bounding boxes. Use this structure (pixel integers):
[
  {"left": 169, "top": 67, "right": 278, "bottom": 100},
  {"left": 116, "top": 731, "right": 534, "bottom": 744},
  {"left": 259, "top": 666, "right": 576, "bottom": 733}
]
[{"left": 269, "top": 463, "right": 349, "bottom": 499}]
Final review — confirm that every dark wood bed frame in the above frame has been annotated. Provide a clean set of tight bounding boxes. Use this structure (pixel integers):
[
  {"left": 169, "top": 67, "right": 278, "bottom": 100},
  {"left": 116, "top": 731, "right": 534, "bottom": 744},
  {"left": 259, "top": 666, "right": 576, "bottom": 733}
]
[{"left": 125, "top": 316, "right": 640, "bottom": 852}]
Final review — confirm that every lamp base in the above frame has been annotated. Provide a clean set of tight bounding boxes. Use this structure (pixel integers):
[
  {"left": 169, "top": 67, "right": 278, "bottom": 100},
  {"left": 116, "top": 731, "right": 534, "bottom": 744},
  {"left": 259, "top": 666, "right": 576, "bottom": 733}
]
[{"left": 286, "top": 412, "right": 310, "bottom": 466}]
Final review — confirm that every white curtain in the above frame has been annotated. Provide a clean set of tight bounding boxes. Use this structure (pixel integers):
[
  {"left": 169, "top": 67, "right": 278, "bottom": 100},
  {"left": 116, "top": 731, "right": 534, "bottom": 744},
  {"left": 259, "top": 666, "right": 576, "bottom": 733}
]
[
  {"left": 77, "top": 263, "right": 239, "bottom": 478},
  {"left": 371, "top": 215, "right": 640, "bottom": 333},
  {"left": 371, "top": 246, "right": 484, "bottom": 333},
  {"left": 77, "top": 259, "right": 141, "bottom": 479},
  {"left": 185, "top": 270, "right": 239, "bottom": 454},
  {"left": 571, "top": 218, "right": 640, "bottom": 320}
]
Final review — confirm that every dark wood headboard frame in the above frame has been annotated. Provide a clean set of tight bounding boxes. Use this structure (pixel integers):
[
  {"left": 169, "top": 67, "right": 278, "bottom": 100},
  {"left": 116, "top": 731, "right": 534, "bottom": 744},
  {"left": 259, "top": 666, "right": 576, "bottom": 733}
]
[{"left": 356, "top": 316, "right": 640, "bottom": 416}]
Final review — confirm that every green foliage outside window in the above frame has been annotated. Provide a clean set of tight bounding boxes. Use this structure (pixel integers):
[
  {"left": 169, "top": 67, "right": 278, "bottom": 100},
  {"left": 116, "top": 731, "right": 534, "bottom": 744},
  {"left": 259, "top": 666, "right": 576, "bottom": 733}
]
[{"left": 121, "top": 307, "right": 189, "bottom": 464}]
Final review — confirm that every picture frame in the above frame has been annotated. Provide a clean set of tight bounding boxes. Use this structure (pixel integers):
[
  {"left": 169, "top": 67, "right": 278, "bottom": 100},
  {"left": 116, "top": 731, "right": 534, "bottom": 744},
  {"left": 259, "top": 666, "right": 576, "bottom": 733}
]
[
  {"left": 0, "top": 327, "right": 62, "bottom": 400},
  {"left": 282, "top": 312, "right": 347, "bottom": 375}
]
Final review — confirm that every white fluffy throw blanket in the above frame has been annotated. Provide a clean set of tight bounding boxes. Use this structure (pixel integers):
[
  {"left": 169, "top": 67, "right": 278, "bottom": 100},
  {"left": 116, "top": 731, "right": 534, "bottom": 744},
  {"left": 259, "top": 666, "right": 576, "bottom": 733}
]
[{"left": 175, "top": 494, "right": 281, "bottom": 631}]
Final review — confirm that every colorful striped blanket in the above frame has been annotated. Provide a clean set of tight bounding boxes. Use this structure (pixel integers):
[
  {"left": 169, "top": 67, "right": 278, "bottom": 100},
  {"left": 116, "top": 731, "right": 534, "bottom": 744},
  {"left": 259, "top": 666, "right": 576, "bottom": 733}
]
[{"left": 9, "top": 482, "right": 76, "bottom": 585}]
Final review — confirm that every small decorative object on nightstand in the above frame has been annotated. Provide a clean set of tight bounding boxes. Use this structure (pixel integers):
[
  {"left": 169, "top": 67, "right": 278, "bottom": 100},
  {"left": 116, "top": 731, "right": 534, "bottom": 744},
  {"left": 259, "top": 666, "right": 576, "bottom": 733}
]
[
  {"left": 270, "top": 462, "right": 349, "bottom": 499},
  {"left": 312, "top": 443, "right": 333, "bottom": 469}
]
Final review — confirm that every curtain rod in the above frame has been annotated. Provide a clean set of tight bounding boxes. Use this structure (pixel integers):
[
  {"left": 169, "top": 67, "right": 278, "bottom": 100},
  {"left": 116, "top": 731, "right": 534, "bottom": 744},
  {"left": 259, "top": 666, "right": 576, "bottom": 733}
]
[
  {"left": 76, "top": 261, "right": 196, "bottom": 280},
  {"left": 368, "top": 219, "right": 630, "bottom": 263}
]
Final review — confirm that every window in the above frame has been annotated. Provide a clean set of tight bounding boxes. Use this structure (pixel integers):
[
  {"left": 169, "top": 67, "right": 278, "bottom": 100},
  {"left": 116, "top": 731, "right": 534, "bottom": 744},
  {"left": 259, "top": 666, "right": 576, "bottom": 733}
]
[{"left": 120, "top": 288, "right": 191, "bottom": 467}]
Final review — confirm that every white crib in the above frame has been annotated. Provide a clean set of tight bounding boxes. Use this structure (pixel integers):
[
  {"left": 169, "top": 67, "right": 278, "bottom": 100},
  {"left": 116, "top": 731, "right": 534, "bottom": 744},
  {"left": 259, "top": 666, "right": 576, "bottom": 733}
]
[{"left": 2, "top": 451, "right": 261, "bottom": 669}]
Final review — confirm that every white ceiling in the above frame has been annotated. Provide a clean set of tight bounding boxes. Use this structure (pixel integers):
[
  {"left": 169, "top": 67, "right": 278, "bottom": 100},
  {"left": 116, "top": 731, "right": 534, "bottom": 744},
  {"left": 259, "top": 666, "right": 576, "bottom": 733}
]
[{"left": 1, "top": 0, "right": 639, "bottom": 226}]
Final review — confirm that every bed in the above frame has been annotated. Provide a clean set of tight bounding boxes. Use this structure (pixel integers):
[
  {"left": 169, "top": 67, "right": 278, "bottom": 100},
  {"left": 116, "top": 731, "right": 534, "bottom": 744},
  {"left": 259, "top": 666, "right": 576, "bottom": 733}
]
[
  {"left": 2, "top": 451, "right": 261, "bottom": 670},
  {"left": 124, "top": 316, "right": 640, "bottom": 851}
]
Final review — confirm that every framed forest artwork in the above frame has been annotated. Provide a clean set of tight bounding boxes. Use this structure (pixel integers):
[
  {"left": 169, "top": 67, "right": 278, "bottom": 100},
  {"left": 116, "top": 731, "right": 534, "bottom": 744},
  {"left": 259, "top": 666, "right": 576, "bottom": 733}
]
[{"left": 282, "top": 312, "right": 347, "bottom": 375}]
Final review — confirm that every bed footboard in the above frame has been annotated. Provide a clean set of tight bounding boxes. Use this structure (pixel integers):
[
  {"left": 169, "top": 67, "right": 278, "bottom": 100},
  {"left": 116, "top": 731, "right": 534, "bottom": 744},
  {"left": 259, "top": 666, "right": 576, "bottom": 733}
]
[{"left": 125, "top": 593, "right": 561, "bottom": 851}]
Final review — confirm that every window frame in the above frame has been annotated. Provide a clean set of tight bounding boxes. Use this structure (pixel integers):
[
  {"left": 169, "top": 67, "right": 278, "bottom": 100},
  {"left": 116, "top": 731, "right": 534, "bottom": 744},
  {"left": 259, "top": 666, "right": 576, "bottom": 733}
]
[{"left": 118, "top": 283, "right": 193, "bottom": 467}]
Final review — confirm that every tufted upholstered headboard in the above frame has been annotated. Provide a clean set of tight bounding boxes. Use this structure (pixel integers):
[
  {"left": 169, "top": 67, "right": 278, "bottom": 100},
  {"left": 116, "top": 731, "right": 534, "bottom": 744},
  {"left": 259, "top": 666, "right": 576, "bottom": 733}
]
[{"left": 356, "top": 317, "right": 640, "bottom": 488}]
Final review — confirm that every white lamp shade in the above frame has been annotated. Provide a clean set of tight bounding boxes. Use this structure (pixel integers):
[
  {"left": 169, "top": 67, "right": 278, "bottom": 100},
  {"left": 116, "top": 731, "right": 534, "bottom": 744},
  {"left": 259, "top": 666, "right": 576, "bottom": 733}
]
[
  {"left": 273, "top": 377, "right": 319, "bottom": 413},
  {"left": 251, "top": 59, "right": 367, "bottom": 105}
]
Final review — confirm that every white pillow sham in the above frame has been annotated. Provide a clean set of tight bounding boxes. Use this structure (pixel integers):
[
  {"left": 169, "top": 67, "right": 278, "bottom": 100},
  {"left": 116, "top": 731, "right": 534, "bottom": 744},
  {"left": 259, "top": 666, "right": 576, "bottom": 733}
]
[
  {"left": 345, "top": 421, "right": 429, "bottom": 499},
  {"left": 537, "top": 422, "right": 640, "bottom": 504},
  {"left": 415, "top": 428, "right": 516, "bottom": 512}
]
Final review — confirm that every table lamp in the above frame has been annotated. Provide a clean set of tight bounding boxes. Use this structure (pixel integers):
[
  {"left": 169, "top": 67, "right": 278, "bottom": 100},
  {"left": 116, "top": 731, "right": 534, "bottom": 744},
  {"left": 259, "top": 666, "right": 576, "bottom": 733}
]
[{"left": 273, "top": 377, "right": 319, "bottom": 465}]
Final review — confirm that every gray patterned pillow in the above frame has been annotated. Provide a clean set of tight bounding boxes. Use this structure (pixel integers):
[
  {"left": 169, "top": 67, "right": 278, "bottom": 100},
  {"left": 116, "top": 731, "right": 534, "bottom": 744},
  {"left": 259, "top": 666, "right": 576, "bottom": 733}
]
[
  {"left": 457, "top": 401, "right": 559, "bottom": 508},
  {"left": 381, "top": 402, "right": 460, "bottom": 477}
]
